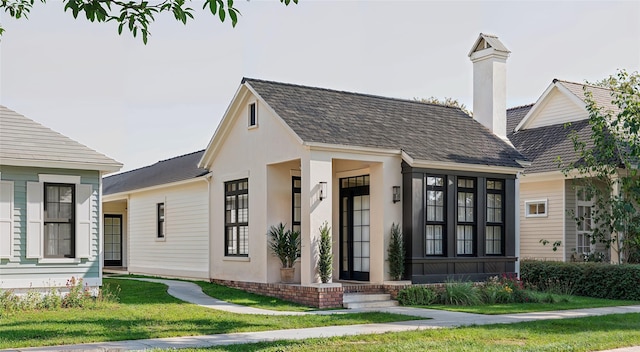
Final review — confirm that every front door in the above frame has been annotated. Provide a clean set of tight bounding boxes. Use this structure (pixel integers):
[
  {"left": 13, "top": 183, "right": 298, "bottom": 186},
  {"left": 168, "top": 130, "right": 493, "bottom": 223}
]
[
  {"left": 339, "top": 175, "right": 370, "bottom": 281},
  {"left": 104, "top": 214, "right": 122, "bottom": 267}
]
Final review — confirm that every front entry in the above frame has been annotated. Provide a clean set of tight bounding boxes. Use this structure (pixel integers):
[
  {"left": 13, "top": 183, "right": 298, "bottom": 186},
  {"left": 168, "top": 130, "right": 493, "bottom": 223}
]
[
  {"left": 104, "top": 214, "right": 122, "bottom": 267},
  {"left": 339, "top": 175, "right": 370, "bottom": 281}
]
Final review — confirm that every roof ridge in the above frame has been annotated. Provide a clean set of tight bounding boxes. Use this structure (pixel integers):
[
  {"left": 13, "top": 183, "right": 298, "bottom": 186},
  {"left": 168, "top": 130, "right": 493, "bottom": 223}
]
[
  {"left": 241, "top": 77, "right": 467, "bottom": 112},
  {"left": 158, "top": 149, "right": 205, "bottom": 163},
  {"left": 553, "top": 78, "right": 613, "bottom": 92}
]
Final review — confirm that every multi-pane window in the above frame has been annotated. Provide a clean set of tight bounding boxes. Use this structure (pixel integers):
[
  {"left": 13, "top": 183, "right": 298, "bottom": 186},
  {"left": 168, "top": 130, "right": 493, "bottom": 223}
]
[
  {"left": 248, "top": 103, "right": 257, "bottom": 127},
  {"left": 486, "top": 180, "right": 504, "bottom": 255},
  {"left": 525, "top": 200, "right": 547, "bottom": 217},
  {"left": 456, "top": 178, "right": 475, "bottom": 255},
  {"left": 44, "top": 183, "right": 75, "bottom": 258},
  {"left": 225, "top": 179, "right": 249, "bottom": 256},
  {"left": 292, "top": 177, "right": 301, "bottom": 234},
  {"left": 576, "top": 188, "right": 593, "bottom": 254},
  {"left": 157, "top": 203, "right": 165, "bottom": 238},
  {"left": 425, "top": 176, "right": 445, "bottom": 255}
]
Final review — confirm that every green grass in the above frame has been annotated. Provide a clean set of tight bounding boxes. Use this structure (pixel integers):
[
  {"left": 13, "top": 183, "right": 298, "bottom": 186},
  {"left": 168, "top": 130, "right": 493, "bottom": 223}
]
[
  {"left": 0, "top": 278, "right": 417, "bottom": 349},
  {"left": 421, "top": 292, "right": 639, "bottom": 315},
  {"left": 178, "top": 313, "right": 640, "bottom": 351}
]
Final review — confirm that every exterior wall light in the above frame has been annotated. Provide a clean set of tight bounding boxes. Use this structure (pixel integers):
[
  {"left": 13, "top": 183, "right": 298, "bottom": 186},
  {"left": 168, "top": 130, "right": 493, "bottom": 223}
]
[
  {"left": 319, "top": 181, "right": 327, "bottom": 201},
  {"left": 393, "top": 185, "right": 401, "bottom": 203}
]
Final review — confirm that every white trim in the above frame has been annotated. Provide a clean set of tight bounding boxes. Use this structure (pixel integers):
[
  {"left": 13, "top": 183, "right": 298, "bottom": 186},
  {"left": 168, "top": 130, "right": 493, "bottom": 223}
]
[
  {"left": 0, "top": 180, "right": 14, "bottom": 259},
  {"left": 223, "top": 256, "right": 250, "bottom": 262},
  {"left": 524, "top": 199, "right": 548, "bottom": 217},
  {"left": 2, "top": 158, "right": 122, "bottom": 173},
  {"left": 37, "top": 258, "right": 82, "bottom": 264},
  {"left": 515, "top": 81, "right": 587, "bottom": 132},
  {"left": 39, "top": 174, "right": 81, "bottom": 184},
  {"left": 247, "top": 100, "right": 258, "bottom": 128},
  {"left": 103, "top": 174, "right": 211, "bottom": 201}
]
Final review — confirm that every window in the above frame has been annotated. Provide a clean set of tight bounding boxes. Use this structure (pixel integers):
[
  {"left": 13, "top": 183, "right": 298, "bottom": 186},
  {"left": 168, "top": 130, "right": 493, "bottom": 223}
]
[
  {"left": 248, "top": 102, "right": 257, "bottom": 127},
  {"left": 292, "top": 177, "right": 301, "bottom": 234},
  {"left": 225, "top": 179, "right": 249, "bottom": 256},
  {"left": 425, "top": 175, "right": 445, "bottom": 255},
  {"left": 44, "top": 183, "right": 75, "bottom": 258},
  {"left": 576, "top": 188, "right": 593, "bottom": 254},
  {"left": 486, "top": 180, "right": 504, "bottom": 255},
  {"left": 456, "top": 178, "right": 475, "bottom": 255},
  {"left": 525, "top": 199, "right": 547, "bottom": 217},
  {"left": 157, "top": 203, "right": 165, "bottom": 239}
]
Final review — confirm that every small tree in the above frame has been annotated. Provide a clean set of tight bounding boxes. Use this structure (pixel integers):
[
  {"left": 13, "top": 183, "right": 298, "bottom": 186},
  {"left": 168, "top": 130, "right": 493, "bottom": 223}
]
[
  {"left": 387, "top": 223, "right": 405, "bottom": 281},
  {"left": 317, "top": 222, "right": 333, "bottom": 283},
  {"left": 561, "top": 70, "right": 640, "bottom": 263}
]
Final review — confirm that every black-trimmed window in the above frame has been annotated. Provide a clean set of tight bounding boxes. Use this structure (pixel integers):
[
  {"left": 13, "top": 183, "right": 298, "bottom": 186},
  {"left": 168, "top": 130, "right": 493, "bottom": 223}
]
[
  {"left": 225, "top": 179, "right": 249, "bottom": 256},
  {"left": 425, "top": 175, "right": 445, "bottom": 255},
  {"left": 456, "top": 178, "right": 475, "bottom": 255},
  {"left": 486, "top": 180, "right": 504, "bottom": 255},
  {"left": 157, "top": 203, "right": 165, "bottom": 238},
  {"left": 44, "top": 183, "right": 75, "bottom": 258},
  {"left": 292, "top": 176, "right": 301, "bottom": 234},
  {"left": 248, "top": 103, "right": 257, "bottom": 127}
]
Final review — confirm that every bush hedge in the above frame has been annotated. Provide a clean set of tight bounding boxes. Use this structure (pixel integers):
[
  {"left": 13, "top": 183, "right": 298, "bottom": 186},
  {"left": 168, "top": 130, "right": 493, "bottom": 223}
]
[{"left": 521, "top": 260, "right": 640, "bottom": 300}]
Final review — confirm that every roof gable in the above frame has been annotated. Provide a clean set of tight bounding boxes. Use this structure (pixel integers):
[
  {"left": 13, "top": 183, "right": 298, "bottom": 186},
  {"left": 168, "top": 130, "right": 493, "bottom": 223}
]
[
  {"left": 104, "top": 150, "right": 208, "bottom": 195},
  {"left": 0, "top": 105, "right": 122, "bottom": 172},
  {"left": 234, "top": 78, "right": 524, "bottom": 169}
]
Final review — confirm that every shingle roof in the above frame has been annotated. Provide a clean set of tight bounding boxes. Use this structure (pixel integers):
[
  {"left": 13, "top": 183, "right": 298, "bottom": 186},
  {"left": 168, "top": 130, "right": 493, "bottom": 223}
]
[
  {"left": 244, "top": 78, "right": 525, "bottom": 169},
  {"left": 0, "top": 105, "right": 122, "bottom": 171},
  {"left": 555, "top": 80, "right": 618, "bottom": 113},
  {"left": 507, "top": 105, "right": 592, "bottom": 173},
  {"left": 103, "top": 150, "right": 208, "bottom": 195}
]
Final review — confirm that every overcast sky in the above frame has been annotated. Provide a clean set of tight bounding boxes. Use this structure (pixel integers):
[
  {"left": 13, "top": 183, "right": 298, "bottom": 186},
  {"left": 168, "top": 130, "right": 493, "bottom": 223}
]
[{"left": 1, "top": 1, "right": 639, "bottom": 172}]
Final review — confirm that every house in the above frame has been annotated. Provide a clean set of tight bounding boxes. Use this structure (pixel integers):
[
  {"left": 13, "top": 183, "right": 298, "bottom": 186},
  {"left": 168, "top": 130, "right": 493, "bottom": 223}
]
[
  {"left": 101, "top": 33, "right": 526, "bottom": 307},
  {"left": 507, "top": 79, "right": 619, "bottom": 262},
  {"left": 0, "top": 105, "right": 122, "bottom": 291},
  {"left": 101, "top": 150, "right": 210, "bottom": 278}
]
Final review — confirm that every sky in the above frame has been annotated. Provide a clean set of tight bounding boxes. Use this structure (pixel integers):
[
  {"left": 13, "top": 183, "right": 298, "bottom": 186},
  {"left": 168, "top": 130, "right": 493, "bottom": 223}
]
[{"left": 1, "top": 1, "right": 639, "bottom": 172}]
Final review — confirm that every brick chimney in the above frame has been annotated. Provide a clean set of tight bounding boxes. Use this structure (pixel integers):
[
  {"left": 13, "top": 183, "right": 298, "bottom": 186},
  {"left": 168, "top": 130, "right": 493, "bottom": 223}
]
[{"left": 468, "top": 33, "right": 510, "bottom": 140}]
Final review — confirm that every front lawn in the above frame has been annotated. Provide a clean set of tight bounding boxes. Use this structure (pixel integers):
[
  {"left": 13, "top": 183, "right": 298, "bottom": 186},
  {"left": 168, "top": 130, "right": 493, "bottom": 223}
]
[
  {"left": 0, "top": 278, "right": 417, "bottom": 349},
  {"left": 180, "top": 313, "right": 640, "bottom": 351}
]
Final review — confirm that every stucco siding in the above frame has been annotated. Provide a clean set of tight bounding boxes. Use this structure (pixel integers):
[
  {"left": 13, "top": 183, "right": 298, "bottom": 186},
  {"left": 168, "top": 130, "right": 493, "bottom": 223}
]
[
  {"left": 519, "top": 178, "right": 564, "bottom": 260},
  {"left": 0, "top": 165, "right": 101, "bottom": 289},
  {"left": 127, "top": 181, "right": 209, "bottom": 279}
]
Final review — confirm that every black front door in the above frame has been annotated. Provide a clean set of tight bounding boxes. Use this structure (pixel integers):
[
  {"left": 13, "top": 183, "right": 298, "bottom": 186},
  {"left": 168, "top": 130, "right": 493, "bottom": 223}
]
[
  {"left": 339, "top": 175, "right": 370, "bottom": 281},
  {"left": 104, "top": 214, "right": 122, "bottom": 267}
]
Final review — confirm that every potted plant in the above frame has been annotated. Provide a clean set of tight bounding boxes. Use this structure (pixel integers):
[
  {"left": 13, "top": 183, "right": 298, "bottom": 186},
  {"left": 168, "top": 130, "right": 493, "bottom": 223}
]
[
  {"left": 317, "top": 222, "right": 333, "bottom": 283},
  {"left": 268, "top": 222, "right": 301, "bottom": 283},
  {"left": 387, "top": 222, "right": 405, "bottom": 281}
]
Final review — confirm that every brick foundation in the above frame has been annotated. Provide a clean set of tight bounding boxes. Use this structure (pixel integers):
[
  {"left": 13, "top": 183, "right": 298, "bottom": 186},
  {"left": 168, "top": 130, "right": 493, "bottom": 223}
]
[{"left": 211, "top": 279, "right": 344, "bottom": 308}]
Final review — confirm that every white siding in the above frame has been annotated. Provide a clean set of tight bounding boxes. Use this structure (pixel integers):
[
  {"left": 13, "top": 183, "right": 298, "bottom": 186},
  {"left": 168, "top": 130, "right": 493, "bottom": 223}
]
[
  {"left": 519, "top": 179, "right": 565, "bottom": 260},
  {"left": 128, "top": 181, "right": 209, "bottom": 279},
  {"left": 526, "top": 89, "right": 588, "bottom": 129}
]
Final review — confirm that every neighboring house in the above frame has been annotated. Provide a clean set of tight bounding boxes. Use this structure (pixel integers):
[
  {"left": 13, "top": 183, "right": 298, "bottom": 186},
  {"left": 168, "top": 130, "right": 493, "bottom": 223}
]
[
  {"left": 507, "top": 79, "right": 618, "bottom": 262},
  {"left": 102, "top": 150, "right": 210, "bottom": 279},
  {"left": 0, "top": 105, "right": 122, "bottom": 291}
]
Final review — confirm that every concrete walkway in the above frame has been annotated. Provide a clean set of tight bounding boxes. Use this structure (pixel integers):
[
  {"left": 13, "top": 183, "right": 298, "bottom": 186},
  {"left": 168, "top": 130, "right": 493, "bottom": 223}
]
[{"left": 4, "top": 277, "right": 640, "bottom": 352}]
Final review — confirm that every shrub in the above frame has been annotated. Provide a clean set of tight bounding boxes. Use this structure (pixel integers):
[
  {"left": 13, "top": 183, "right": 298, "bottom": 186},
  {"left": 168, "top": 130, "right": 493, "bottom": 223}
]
[
  {"left": 441, "top": 280, "right": 481, "bottom": 306},
  {"left": 397, "top": 286, "right": 438, "bottom": 306},
  {"left": 521, "top": 260, "right": 640, "bottom": 300}
]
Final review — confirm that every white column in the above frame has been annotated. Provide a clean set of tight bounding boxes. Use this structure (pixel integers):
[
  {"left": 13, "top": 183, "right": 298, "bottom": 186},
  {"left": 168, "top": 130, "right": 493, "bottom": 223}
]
[{"left": 300, "top": 152, "right": 333, "bottom": 285}]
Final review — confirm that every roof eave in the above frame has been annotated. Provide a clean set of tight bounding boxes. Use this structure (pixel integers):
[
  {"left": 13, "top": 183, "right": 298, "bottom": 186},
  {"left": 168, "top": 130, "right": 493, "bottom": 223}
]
[
  {"left": 402, "top": 151, "right": 522, "bottom": 174},
  {"left": 1, "top": 158, "right": 123, "bottom": 173}
]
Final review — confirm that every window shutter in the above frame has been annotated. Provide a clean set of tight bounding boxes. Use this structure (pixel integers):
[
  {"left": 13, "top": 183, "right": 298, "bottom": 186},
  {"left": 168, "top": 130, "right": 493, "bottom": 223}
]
[
  {"left": 0, "top": 181, "right": 14, "bottom": 259},
  {"left": 26, "top": 182, "right": 43, "bottom": 259},
  {"left": 76, "top": 184, "right": 93, "bottom": 259}
]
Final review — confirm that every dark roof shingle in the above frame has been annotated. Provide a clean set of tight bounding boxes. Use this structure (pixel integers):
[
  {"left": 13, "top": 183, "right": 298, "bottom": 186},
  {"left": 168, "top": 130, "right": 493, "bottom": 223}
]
[
  {"left": 103, "top": 150, "right": 208, "bottom": 195},
  {"left": 244, "top": 78, "right": 525, "bottom": 169}
]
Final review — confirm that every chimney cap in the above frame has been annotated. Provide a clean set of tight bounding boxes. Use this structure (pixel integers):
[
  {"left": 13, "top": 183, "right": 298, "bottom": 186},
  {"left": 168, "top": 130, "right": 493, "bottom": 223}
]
[{"left": 468, "top": 33, "right": 510, "bottom": 58}]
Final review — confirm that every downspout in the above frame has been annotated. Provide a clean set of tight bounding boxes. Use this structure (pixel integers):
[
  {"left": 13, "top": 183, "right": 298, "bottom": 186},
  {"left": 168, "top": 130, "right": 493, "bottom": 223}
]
[
  {"left": 515, "top": 171, "right": 521, "bottom": 278},
  {"left": 204, "top": 173, "right": 213, "bottom": 280},
  {"left": 98, "top": 172, "right": 104, "bottom": 287}
]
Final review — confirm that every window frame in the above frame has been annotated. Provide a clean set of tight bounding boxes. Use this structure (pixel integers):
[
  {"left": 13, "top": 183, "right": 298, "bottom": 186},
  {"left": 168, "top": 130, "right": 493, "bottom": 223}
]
[
  {"left": 525, "top": 199, "right": 548, "bottom": 218},
  {"left": 248, "top": 102, "right": 257, "bottom": 128},
  {"left": 485, "top": 179, "right": 505, "bottom": 255},
  {"left": 576, "top": 187, "right": 594, "bottom": 254},
  {"left": 425, "top": 175, "right": 446, "bottom": 256},
  {"left": 292, "top": 176, "right": 301, "bottom": 234},
  {"left": 456, "top": 177, "right": 476, "bottom": 256},
  {"left": 225, "top": 178, "right": 249, "bottom": 257},
  {"left": 157, "top": 202, "right": 165, "bottom": 239},
  {"left": 43, "top": 183, "right": 75, "bottom": 258}
]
